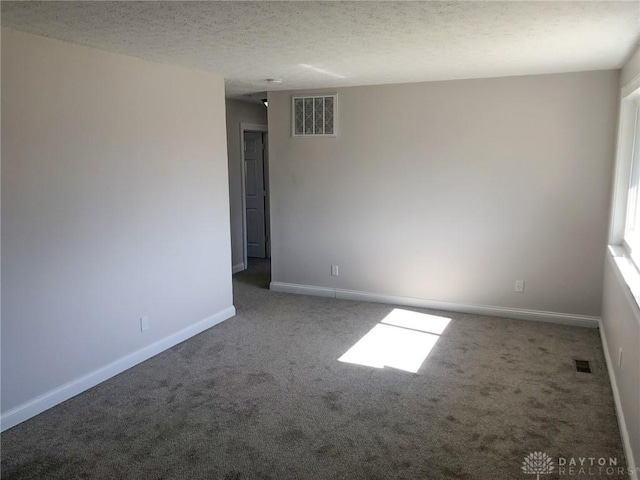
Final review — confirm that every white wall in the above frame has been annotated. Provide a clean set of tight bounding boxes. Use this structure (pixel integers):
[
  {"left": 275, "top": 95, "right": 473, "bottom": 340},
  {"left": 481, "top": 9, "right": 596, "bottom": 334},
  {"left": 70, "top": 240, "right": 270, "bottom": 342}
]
[
  {"left": 225, "top": 100, "right": 268, "bottom": 270},
  {"left": 601, "top": 258, "right": 640, "bottom": 474},
  {"left": 268, "top": 70, "right": 619, "bottom": 319},
  {"left": 1, "top": 29, "right": 234, "bottom": 427},
  {"left": 601, "top": 44, "right": 640, "bottom": 475}
]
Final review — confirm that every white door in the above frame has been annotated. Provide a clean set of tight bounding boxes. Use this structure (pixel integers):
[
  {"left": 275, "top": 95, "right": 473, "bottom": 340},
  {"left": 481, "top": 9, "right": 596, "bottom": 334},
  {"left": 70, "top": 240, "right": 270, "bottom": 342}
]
[{"left": 244, "top": 131, "right": 267, "bottom": 258}]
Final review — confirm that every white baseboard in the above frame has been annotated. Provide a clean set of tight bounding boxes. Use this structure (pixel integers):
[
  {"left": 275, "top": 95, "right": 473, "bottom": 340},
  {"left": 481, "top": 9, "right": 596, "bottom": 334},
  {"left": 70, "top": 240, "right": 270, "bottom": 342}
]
[
  {"left": 599, "top": 323, "right": 638, "bottom": 480},
  {"left": 270, "top": 281, "right": 335, "bottom": 298},
  {"left": 269, "top": 281, "right": 600, "bottom": 328},
  {"left": 232, "top": 262, "right": 245, "bottom": 274},
  {"left": 0, "top": 306, "right": 236, "bottom": 432}
]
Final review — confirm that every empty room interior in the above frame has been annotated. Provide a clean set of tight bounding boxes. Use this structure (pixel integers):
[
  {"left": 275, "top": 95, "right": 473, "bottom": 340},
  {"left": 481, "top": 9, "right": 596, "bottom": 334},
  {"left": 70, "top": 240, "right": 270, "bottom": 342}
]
[{"left": 2, "top": 2, "right": 640, "bottom": 479}]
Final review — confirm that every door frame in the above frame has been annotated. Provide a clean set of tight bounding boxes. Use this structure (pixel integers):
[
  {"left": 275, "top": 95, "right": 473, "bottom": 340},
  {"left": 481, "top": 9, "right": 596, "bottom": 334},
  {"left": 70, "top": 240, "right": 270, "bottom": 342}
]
[{"left": 239, "top": 122, "right": 269, "bottom": 270}]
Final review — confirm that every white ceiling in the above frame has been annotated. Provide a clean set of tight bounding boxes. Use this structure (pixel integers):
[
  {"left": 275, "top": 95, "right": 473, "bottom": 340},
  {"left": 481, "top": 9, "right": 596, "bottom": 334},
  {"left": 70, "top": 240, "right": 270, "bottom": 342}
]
[{"left": 2, "top": 1, "right": 639, "bottom": 98}]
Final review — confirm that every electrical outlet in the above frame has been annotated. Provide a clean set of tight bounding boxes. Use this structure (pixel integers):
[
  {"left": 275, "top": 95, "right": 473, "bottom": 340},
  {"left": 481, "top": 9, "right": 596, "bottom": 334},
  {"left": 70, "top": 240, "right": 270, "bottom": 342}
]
[
  {"left": 515, "top": 280, "right": 525, "bottom": 293},
  {"left": 618, "top": 348, "right": 623, "bottom": 368},
  {"left": 140, "top": 316, "right": 149, "bottom": 332},
  {"left": 331, "top": 265, "right": 339, "bottom": 276}
]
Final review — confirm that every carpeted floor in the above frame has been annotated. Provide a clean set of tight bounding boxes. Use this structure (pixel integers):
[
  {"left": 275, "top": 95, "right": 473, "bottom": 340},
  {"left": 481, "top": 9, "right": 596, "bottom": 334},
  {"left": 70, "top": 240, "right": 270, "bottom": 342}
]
[{"left": 1, "top": 259, "right": 625, "bottom": 479}]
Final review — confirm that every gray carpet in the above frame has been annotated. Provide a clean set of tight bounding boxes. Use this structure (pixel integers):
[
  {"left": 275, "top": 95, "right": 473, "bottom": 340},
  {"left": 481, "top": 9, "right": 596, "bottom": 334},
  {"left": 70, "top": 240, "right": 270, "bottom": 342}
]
[{"left": 1, "top": 259, "right": 625, "bottom": 479}]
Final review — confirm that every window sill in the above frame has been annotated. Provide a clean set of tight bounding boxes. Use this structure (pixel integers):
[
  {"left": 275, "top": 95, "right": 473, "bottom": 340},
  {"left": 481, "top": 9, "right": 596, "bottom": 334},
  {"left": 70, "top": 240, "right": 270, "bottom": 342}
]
[{"left": 608, "top": 245, "right": 640, "bottom": 312}]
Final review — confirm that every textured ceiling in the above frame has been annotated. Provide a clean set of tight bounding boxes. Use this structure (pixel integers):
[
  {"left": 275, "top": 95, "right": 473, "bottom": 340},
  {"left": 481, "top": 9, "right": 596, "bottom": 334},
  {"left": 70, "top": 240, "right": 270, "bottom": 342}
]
[{"left": 2, "top": 1, "right": 639, "bottom": 98}]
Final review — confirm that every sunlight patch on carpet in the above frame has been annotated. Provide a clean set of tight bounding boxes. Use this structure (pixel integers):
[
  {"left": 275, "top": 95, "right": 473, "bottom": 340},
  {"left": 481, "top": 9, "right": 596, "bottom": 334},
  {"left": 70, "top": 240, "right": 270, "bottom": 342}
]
[{"left": 338, "top": 309, "right": 450, "bottom": 373}]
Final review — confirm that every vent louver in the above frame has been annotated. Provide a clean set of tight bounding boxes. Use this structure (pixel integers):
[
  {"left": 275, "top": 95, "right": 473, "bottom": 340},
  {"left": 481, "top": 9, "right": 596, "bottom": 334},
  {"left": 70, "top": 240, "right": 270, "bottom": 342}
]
[
  {"left": 292, "top": 95, "right": 336, "bottom": 137},
  {"left": 574, "top": 359, "right": 592, "bottom": 373}
]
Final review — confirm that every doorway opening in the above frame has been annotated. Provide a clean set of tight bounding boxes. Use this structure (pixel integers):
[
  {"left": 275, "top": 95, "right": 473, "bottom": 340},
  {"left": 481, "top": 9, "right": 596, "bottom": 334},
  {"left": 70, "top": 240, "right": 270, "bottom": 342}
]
[{"left": 240, "top": 123, "right": 270, "bottom": 273}]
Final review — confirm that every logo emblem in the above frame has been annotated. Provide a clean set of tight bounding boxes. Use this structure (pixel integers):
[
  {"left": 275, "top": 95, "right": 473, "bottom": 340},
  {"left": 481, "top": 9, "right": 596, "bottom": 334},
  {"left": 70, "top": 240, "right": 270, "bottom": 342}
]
[{"left": 522, "top": 451, "right": 555, "bottom": 479}]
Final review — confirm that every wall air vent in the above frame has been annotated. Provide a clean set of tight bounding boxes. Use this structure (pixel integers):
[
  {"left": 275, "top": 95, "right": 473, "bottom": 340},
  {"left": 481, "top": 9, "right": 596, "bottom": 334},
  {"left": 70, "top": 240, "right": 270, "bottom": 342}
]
[{"left": 292, "top": 95, "right": 337, "bottom": 137}]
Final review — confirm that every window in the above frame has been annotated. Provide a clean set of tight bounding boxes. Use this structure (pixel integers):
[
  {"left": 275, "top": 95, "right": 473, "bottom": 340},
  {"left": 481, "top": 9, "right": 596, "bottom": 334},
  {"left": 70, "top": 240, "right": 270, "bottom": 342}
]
[
  {"left": 292, "top": 95, "right": 336, "bottom": 137},
  {"left": 609, "top": 80, "right": 640, "bottom": 305},
  {"left": 623, "top": 97, "right": 640, "bottom": 263},
  {"left": 616, "top": 85, "right": 640, "bottom": 265}
]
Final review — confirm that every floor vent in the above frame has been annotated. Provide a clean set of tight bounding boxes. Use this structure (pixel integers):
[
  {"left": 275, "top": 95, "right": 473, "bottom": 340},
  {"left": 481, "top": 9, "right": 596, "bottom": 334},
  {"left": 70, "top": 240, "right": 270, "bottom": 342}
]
[{"left": 575, "top": 359, "right": 592, "bottom": 373}]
